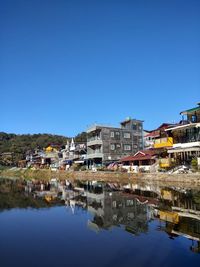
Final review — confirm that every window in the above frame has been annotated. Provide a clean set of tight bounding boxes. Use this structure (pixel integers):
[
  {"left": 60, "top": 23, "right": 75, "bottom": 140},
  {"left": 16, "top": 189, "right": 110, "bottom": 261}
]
[
  {"left": 132, "top": 124, "right": 137, "bottom": 130},
  {"left": 110, "top": 144, "right": 115, "bottom": 150},
  {"left": 110, "top": 131, "right": 114, "bottom": 137},
  {"left": 112, "top": 201, "right": 117, "bottom": 208},
  {"left": 115, "top": 131, "right": 120, "bottom": 140},
  {"left": 124, "top": 132, "right": 131, "bottom": 138},
  {"left": 124, "top": 144, "right": 131, "bottom": 151},
  {"left": 133, "top": 136, "right": 138, "bottom": 142},
  {"left": 191, "top": 115, "right": 197, "bottom": 123},
  {"left": 126, "top": 199, "right": 134, "bottom": 206}
]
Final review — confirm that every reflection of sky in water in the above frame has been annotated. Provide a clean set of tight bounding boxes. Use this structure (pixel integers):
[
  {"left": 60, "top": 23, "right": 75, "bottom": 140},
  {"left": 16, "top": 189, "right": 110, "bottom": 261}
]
[
  {"left": 0, "top": 180, "right": 200, "bottom": 267},
  {"left": 0, "top": 207, "right": 199, "bottom": 267}
]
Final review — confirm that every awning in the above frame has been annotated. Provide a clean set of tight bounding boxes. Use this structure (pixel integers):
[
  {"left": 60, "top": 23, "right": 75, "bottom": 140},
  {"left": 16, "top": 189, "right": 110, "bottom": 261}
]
[{"left": 168, "top": 147, "right": 200, "bottom": 153}]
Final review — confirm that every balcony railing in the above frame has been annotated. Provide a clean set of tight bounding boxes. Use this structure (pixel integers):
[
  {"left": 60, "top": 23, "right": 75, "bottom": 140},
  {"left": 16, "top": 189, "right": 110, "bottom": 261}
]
[
  {"left": 87, "top": 139, "right": 103, "bottom": 147},
  {"left": 87, "top": 136, "right": 101, "bottom": 142},
  {"left": 153, "top": 137, "right": 173, "bottom": 148},
  {"left": 87, "top": 152, "right": 103, "bottom": 159}
]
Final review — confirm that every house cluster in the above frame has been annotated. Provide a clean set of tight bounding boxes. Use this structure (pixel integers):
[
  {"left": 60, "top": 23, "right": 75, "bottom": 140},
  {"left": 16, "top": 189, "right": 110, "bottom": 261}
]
[
  {"left": 20, "top": 102, "right": 200, "bottom": 172},
  {"left": 18, "top": 139, "right": 87, "bottom": 170},
  {"left": 120, "top": 102, "right": 200, "bottom": 172}
]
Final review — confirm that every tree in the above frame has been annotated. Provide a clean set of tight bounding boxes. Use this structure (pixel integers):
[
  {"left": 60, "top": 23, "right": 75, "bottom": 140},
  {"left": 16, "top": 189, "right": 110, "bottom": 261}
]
[
  {"left": 74, "top": 132, "right": 87, "bottom": 143},
  {"left": 0, "top": 132, "right": 69, "bottom": 166}
]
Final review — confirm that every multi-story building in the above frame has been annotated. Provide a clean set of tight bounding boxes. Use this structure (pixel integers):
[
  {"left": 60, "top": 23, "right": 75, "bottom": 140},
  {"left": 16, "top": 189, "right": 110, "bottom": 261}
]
[
  {"left": 144, "top": 123, "right": 174, "bottom": 150},
  {"left": 166, "top": 102, "right": 200, "bottom": 165},
  {"left": 143, "top": 123, "right": 175, "bottom": 169},
  {"left": 86, "top": 117, "right": 143, "bottom": 166}
]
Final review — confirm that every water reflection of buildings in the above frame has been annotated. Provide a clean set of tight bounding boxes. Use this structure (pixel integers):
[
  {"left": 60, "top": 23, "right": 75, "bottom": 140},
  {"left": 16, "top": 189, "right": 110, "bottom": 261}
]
[
  {"left": 158, "top": 187, "right": 200, "bottom": 253},
  {"left": 87, "top": 191, "right": 155, "bottom": 235},
  {"left": 65, "top": 183, "right": 158, "bottom": 235},
  {"left": 1, "top": 178, "right": 200, "bottom": 253},
  {"left": 65, "top": 181, "right": 200, "bottom": 253}
]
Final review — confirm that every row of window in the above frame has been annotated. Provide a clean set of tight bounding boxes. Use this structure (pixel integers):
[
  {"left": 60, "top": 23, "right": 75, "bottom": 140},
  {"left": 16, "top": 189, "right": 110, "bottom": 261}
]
[
  {"left": 110, "top": 131, "right": 120, "bottom": 137},
  {"left": 110, "top": 144, "right": 138, "bottom": 151},
  {"left": 110, "top": 131, "right": 131, "bottom": 138}
]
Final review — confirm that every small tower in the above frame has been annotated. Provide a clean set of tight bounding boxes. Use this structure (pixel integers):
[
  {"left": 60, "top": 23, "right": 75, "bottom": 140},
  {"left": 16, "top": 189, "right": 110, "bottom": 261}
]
[{"left": 70, "top": 138, "right": 75, "bottom": 151}]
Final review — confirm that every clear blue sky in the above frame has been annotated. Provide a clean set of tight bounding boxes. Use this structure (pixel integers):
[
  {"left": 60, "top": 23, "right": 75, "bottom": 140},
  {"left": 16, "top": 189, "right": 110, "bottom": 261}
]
[{"left": 1, "top": 0, "right": 200, "bottom": 137}]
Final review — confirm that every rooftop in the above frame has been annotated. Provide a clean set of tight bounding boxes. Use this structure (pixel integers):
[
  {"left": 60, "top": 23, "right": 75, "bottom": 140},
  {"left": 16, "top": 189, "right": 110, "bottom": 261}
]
[
  {"left": 180, "top": 102, "right": 200, "bottom": 115},
  {"left": 86, "top": 123, "right": 118, "bottom": 133},
  {"left": 120, "top": 117, "right": 144, "bottom": 125},
  {"left": 166, "top": 122, "right": 200, "bottom": 132},
  {"left": 120, "top": 149, "right": 160, "bottom": 162}
]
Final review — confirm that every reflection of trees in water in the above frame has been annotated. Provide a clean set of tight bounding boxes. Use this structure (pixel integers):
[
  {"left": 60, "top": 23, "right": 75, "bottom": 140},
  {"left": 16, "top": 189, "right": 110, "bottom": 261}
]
[
  {"left": 193, "top": 192, "right": 200, "bottom": 205},
  {"left": 159, "top": 187, "right": 200, "bottom": 212},
  {"left": 0, "top": 178, "right": 52, "bottom": 210},
  {"left": 93, "top": 215, "right": 104, "bottom": 227},
  {"left": 177, "top": 217, "right": 200, "bottom": 238}
]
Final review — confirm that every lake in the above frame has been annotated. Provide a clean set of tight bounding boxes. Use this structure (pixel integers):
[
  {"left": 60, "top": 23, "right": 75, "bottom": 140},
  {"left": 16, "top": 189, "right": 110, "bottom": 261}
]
[{"left": 0, "top": 178, "right": 200, "bottom": 267}]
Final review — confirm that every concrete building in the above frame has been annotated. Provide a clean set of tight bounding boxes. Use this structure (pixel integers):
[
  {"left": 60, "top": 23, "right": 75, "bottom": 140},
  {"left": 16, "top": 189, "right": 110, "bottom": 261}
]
[
  {"left": 166, "top": 102, "right": 200, "bottom": 166},
  {"left": 86, "top": 117, "right": 143, "bottom": 166}
]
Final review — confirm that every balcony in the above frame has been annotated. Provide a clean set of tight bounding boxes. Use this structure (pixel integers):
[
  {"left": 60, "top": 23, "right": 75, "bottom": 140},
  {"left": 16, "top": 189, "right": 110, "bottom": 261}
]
[
  {"left": 153, "top": 137, "right": 173, "bottom": 149},
  {"left": 159, "top": 158, "right": 173, "bottom": 168},
  {"left": 173, "top": 141, "right": 200, "bottom": 149},
  {"left": 87, "top": 138, "right": 102, "bottom": 147},
  {"left": 87, "top": 152, "right": 103, "bottom": 159}
]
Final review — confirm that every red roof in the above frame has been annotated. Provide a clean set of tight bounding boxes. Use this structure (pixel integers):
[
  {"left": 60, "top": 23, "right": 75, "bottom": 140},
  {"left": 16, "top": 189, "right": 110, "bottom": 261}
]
[
  {"left": 120, "top": 149, "right": 158, "bottom": 162},
  {"left": 145, "top": 131, "right": 160, "bottom": 138},
  {"left": 145, "top": 123, "right": 177, "bottom": 137}
]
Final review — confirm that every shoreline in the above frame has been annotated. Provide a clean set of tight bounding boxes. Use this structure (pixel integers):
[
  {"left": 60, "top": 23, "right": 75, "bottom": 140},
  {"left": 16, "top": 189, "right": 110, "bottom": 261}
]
[{"left": 0, "top": 169, "right": 200, "bottom": 187}]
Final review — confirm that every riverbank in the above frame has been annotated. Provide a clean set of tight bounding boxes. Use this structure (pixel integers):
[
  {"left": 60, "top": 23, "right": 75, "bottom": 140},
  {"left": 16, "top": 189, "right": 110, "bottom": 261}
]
[{"left": 0, "top": 168, "right": 200, "bottom": 186}]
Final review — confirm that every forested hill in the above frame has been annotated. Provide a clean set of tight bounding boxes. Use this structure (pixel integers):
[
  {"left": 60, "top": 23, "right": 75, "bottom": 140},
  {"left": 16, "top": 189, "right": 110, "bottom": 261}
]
[
  {"left": 0, "top": 132, "right": 87, "bottom": 166},
  {"left": 0, "top": 132, "right": 69, "bottom": 165}
]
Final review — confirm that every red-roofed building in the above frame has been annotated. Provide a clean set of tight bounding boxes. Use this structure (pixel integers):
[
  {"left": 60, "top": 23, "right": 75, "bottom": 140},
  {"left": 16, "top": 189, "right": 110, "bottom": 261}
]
[
  {"left": 121, "top": 149, "right": 157, "bottom": 162},
  {"left": 119, "top": 149, "right": 167, "bottom": 172},
  {"left": 144, "top": 123, "right": 175, "bottom": 149}
]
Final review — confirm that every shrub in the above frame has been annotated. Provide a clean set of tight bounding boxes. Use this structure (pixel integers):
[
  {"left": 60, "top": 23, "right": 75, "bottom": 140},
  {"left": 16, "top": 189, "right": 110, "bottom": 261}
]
[
  {"left": 191, "top": 158, "right": 198, "bottom": 170},
  {"left": 80, "top": 165, "right": 87, "bottom": 171},
  {"left": 72, "top": 164, "right": 81, "bottom": 171}
]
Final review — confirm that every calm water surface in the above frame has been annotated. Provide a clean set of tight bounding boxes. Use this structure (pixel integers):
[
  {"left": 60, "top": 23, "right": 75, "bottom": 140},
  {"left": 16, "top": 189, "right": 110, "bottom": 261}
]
[{"left": 0, "top": 178, "right": 200, "bottom": 267}]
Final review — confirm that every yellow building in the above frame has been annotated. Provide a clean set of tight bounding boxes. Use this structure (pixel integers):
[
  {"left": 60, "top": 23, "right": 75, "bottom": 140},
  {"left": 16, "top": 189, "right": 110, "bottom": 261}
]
[
  {"left": 159, "top": 210, "right": 179, "bottom": 224},
  {"left": 45, "top": 145, "right": 59, "bottom": 152},
  {"left": 46, "top": 146, "right": 53, "bottom": 152},
  {"left": 154, "top": 137, "right": 173, "bottom": 149}
]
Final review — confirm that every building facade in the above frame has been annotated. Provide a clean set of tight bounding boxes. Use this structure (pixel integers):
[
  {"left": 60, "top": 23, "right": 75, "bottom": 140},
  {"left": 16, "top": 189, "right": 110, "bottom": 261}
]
[
  {"left": 144, "top": 123, "right": 174, "bottom": 150},
  {"left": 86, "top": 117, "right": 143, "bottom": 166},
  {"left": 166, "top": 102, "right": 200, "bottom": 165}
]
